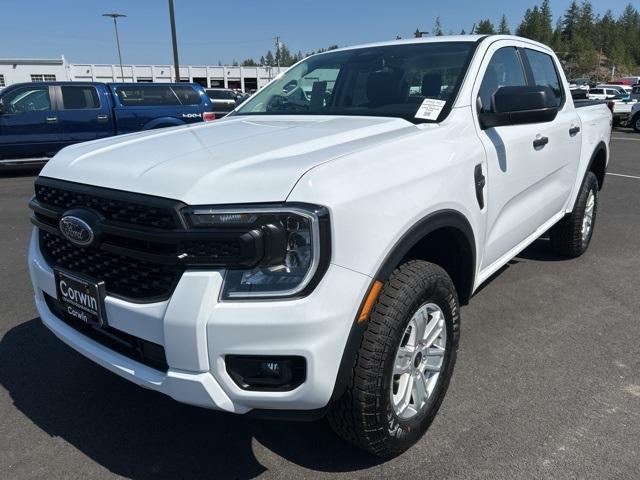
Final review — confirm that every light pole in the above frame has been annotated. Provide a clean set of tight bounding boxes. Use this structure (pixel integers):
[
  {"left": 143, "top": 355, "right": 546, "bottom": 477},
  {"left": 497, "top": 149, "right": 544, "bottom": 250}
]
[
  {"left": 168, "top": 0, "right": 180, "bottom": 82},
  {"left": 102, "top": 13, "right": 126, "bottom": 82}
]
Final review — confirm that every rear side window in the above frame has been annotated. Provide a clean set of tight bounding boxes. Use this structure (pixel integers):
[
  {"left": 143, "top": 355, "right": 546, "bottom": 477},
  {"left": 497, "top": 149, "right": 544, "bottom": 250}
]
[
  {"left": 61, "top": 86, "right": 100, "bottom": 109},
  {"left": 207, "top": 89, "right": 236, "bottom": 100},
  {"left": 478, "top": 47, "right": 527, "bottom": 113},
  {"left": 116, "top": 86, "right": 181, "bottom": 106},
  {"left": 590, "top": 89, "right": 602, "bottom": 95},
  {"left": 524, "top": 49, "right": 563, "bottom": 107},
  {"left": 171, "top": 85, "right": 202, "bottom": 105}
]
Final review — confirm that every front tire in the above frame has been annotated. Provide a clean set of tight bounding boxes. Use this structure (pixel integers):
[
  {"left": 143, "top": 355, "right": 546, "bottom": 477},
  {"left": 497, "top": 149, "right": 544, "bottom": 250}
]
[
  {"left": 327, "top": 260, "right": 459, "bottom": 458},
  {"left": 632, "top": 114, "right": 640, "bottom": 133},
  {"left": 549, "top": 171, "right": 599, "bottom": 257}
]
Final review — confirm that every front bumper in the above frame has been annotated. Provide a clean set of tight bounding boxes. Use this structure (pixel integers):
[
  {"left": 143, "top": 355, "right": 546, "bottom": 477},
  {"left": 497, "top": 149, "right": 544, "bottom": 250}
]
[{"left": 28, "top": 228, "right": 371, "bottom": 413}]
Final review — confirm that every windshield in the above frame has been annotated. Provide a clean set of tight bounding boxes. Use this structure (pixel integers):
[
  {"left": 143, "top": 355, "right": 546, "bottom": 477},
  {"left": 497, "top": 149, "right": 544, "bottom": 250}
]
[{"left": 234, "top": 42, "right": 476, "bottom": 123}]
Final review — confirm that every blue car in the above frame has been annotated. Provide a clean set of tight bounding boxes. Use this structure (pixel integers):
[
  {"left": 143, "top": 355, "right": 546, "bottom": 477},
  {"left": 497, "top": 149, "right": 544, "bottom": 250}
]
[{"left": 0, "top": 82, "right": 215, "bottom": 164}]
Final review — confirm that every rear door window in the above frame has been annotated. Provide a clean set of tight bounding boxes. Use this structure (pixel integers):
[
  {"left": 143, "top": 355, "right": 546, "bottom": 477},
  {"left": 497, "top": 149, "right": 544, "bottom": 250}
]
[
  {"left": 523, "top": 49, "right": 564, "bottom": 107},
  {"left": 115, "top": 86, "right": 181, "bottom": 106},
  {"left": 61, "top": 86, "right": 101, "bottom": 109},
  {"left": 171, "top": 85, "right": 202, "bottom": 105}
]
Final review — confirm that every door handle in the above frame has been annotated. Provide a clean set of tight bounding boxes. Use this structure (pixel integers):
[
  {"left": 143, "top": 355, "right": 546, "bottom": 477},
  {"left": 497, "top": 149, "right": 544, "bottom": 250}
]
[
  {"left": 45, "top": 116, "right": 58, "bottom": 124},
  {"left": 569, "top": 126, "right": 581, "bottom": 136},
  {"left": 533, "top": 136, "right": 549, "bottom": 149},
  {"left": 97, "top": 115, "right": 109, "bottom": 123}
]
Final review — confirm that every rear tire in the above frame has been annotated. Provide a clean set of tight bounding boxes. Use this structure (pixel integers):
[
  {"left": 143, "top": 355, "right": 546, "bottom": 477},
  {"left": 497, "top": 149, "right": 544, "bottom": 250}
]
[
  {"left": 549, "top": 171, "right": 599, "bottom": 257},
  {"left": 327, "top": 260, "right": 459, "bottom": 458},
  {"left": 632, "top": 114, "right": 640, "bottom": 133}
]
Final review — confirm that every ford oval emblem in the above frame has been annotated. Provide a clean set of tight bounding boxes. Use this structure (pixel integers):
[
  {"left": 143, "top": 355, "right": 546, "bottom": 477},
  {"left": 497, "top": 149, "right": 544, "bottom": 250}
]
[{"left": 59, "top": 216, "right": 94, "bottom": 246}]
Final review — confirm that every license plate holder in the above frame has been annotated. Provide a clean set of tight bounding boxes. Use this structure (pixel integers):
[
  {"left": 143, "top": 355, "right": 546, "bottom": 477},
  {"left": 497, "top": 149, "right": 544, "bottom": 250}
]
[{"left": 54, "top": 269, "right": 107, "bottom": 328}]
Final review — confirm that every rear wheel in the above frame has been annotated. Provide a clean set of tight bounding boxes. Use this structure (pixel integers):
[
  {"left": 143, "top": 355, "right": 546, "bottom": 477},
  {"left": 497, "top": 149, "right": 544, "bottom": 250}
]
[
  {"left": 327, "top": 260, "right": 459, "bottom": 458},
  {"left": 632, "top": 114, "right": 640, "bottom": 133},
  {"left": 549, "top": 171, "right": 599, "bottom": 257}
]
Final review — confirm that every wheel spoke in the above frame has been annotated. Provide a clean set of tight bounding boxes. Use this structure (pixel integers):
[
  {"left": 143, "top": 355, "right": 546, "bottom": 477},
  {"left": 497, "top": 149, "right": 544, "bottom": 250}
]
[
  {"left": 412, "top": 372, "right": 427, "bottom": 408},
  {"left": 425, "top": 346, "right": 445, "bottom": 357},
  {"left": 422, "top": 312, "right": 444, "bottom": 348},
  {"left": 414, "top": 310, "right": 428, "bottom": 344},
  {"left": 394, "top": 347, "right": 413, "bottom": 374},
  {"left": 396, "top": 374, "right": 414, "bottom": 416}
]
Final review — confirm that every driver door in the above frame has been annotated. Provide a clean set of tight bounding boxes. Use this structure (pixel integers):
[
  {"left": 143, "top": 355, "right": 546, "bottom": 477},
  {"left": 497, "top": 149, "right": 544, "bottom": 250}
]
[{"left": 0, "top": 85, "right": 62, "bottom": 159}]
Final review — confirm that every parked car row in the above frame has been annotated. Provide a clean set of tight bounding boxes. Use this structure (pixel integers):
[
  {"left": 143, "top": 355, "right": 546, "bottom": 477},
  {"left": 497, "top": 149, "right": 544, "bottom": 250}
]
[{"left": 0, "top": 82, "right": 216, "bottom": 164}]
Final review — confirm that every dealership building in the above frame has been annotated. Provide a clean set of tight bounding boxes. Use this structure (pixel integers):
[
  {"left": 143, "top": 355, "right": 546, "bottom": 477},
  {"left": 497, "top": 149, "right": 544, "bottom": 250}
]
[{"left": 0, "top": 56, "right": 285, "bottom": 91}]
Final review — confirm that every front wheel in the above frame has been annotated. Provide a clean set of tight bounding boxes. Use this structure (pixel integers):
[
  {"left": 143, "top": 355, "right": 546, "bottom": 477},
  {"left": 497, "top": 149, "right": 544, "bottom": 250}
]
[
  {"left": 327, "top": 260, "right": 459, "bottom": 458},
  {"left": 632, "top": 114, "right": 640, "bottom": 133}
]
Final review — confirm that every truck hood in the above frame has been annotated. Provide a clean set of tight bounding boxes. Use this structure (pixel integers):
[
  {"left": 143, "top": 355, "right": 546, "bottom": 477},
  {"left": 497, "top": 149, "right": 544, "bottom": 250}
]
[{"left": 41, "top": 115, "right": 416, "bottom": 205}]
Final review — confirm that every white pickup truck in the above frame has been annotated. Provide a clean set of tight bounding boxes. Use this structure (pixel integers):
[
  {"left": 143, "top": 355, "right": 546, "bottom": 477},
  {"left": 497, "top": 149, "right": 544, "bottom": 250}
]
[{"left": 29, "top": 35, "right": 612, "bottom": 457}]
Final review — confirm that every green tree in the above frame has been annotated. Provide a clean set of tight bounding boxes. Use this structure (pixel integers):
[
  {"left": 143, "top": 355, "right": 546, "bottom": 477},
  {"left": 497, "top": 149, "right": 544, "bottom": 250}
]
[
  {"left": 433, "top": 16, "right": 444, "bottom": 36},
  {"left": 562, "top": 0, "right": 581, "bottom": 41},
  {"left": 241, "top": 58, "right": 257, "bottom": 66},
  {"left": 498, "top": 15, "right": 510, "bottom": 34},
  {"left": 264, "top": 50, "right": 275, "bottom": 67},
  {"left": 475, "top": 19, "right": 496, "bottom": 34},
  {"left": 539, "top": 0, "right": 554, "bottom": 43}
]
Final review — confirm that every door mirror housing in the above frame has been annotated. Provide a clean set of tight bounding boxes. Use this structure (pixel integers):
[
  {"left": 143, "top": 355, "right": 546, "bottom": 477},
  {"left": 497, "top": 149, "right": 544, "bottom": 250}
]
[{"left": 479, "top": 85, "right": 559, "bottom": 129}]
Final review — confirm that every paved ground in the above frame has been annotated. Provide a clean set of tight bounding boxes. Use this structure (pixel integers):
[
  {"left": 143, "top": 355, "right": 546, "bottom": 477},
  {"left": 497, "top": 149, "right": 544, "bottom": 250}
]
[{"left": 1, "top": 131, "right": 639, "bottom": 480}]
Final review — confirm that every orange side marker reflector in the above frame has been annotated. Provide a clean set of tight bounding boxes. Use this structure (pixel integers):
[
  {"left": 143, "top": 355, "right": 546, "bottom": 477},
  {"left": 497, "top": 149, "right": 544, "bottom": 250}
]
[{"left": 357, "top": 280, "right": 383, "bottom": 324}]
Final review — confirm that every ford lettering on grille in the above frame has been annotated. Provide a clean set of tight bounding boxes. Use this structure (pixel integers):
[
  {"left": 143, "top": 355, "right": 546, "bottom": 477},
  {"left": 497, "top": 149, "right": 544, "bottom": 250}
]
[{"left": 59, "top": 216, "right": 94, "bottom": 246}]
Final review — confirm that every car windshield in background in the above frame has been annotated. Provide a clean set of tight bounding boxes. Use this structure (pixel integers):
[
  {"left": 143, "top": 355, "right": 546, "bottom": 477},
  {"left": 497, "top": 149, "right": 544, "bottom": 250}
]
[{"left": 234, "top": 42, "right": 476, "bottom": 123}]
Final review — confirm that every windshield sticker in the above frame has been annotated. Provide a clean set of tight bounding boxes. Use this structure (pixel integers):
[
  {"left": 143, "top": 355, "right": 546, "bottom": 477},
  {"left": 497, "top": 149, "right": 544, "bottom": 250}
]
[{"left": 415, "top": 98, "right": 446, "bottom": 120}]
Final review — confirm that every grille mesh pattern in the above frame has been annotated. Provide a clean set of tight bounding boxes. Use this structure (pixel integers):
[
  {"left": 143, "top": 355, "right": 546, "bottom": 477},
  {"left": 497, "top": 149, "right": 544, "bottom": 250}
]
[
  {"left": 40, "top": 231, "right": 182, "bottom": 301},
  {"left": 35, "top": 184, "right": 178, "bottom": 229},
  {"left": 181, "top": 238, "right": 242, "bottom": 259}
]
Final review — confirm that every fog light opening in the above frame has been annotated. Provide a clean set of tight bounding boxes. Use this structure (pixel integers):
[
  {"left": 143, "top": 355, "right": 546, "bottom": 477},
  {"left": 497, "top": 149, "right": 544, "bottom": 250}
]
[{"left": 226, "top": 355, "right": 306, "bottom": 391}]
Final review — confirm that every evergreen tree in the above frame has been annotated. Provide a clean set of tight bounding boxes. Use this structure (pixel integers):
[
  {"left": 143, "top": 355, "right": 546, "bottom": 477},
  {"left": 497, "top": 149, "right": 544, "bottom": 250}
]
[
  {"left": 562, "top": 0, "right": 581, "bottom": 41},
  {"left": 264, "top": 50, "right": 275, "bottom": 67},
  {"left": 475, "top": 19, "right": 496, "bottom": 34},
  {"left": 498, "top": 15, "right": 510, "bottom": 34},
  {"left": 539, "top": 0, "right": 554, "bottom": 43},
  {"left": 434, "top": 16, "right": 444, "bottom": 36}
]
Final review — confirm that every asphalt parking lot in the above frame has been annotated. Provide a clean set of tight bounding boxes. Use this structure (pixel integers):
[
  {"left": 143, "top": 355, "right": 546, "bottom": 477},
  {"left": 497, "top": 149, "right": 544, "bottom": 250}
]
[{"left": 1, "top": 130, "right": 639, "bottom": 480}]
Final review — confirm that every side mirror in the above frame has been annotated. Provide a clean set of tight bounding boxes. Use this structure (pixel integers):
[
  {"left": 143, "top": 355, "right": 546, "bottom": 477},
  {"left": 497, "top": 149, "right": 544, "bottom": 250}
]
[{"left": 479, "top": 85, "right": 559, "bottom": 129}]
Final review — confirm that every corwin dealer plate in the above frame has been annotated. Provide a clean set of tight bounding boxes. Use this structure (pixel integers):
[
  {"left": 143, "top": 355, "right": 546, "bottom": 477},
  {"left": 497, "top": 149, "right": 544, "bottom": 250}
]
[{"left": 54, "top": 269, "right": 107, "bottom": 328}]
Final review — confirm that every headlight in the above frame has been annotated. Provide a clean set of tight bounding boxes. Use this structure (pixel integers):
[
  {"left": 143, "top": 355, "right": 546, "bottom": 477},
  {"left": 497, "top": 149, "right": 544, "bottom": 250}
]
[{"left": 184, "top": 204, "right": 330, "bottom": 299}]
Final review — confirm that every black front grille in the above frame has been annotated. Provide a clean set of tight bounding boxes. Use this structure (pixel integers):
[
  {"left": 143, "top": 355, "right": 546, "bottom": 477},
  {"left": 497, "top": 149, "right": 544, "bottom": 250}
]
[
  {"left": 44, "top": 293, "right": 168, "bottom": 371},
  {"left": 32, "top": 177, "right": 267, "bottom": 302},
  {"left": 40, "top": 231, "right": 183, "bottom": 301},
  {"left": 35, "top": 182, "right": 179, "bottom": 229}
]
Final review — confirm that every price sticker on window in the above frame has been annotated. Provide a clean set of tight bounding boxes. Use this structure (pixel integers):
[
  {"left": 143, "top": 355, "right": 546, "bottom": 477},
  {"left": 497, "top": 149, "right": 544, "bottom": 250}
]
[{"left": 414, "top": 98, "right": 446, "bottom": 120}]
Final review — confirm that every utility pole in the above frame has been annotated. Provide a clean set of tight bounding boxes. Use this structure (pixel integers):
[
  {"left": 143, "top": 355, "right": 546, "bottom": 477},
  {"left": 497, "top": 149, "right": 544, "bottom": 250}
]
[
  {"left": 102, "top": 13, "right": 126, "bottom": 82},
  {"left": 168, "top": 0, "right": 180, "bottom": 82},
  {"left": 275, "top": 36, "right": 281, "bottom": 72}
]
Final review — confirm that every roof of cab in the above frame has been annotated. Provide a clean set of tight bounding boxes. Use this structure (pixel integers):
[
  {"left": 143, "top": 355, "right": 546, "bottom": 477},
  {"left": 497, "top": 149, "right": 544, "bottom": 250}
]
[{"left": 314, "top": 34, "right": 554, "bottom": 56}]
